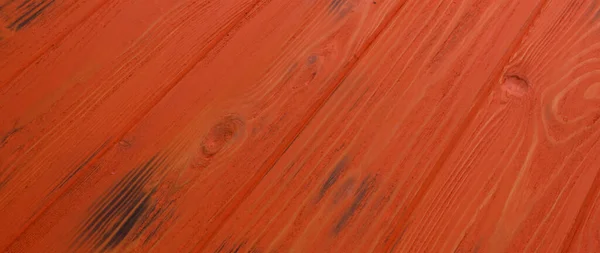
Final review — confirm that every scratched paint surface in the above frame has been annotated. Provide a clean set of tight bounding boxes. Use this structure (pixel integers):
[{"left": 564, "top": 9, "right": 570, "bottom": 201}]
[{"left": 1, "top": 0, "right": 599, "bottom": 252}]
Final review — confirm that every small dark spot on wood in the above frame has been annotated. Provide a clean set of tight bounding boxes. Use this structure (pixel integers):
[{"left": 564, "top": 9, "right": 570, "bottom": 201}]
[{"left": 373, "top": 1, "right": 376, "bottom": 4}]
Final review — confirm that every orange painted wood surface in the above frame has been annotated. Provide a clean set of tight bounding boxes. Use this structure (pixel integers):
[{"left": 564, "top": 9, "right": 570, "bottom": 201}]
[
  {"left": 1, "top": 0, "right": 267, "bottom": 248},
  {"left": 1, "top": 0, "right": 599, "bottom": 252},
  {"left": 385, "top": 1, "right": 600, "bottom": 252}
]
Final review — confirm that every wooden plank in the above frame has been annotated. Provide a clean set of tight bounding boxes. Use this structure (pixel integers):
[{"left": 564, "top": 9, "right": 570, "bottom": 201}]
[
  {"left": 0, "top": 0, "right": 265, "bottom": 248},
  {"left": 380, "top": 0, "right": 600, "bottom": 252},
  {"left": 0, "top": 0, "right": 107, "bottom": 84},
  {"left": 568, "top": 180, "right": 600, "bottom": 252},
  {"left": 549, "top": 1, "right": 600, "bottom": 252},
  {"left": 190, "top": 0, "right": 546, "bottom": 252},
  {"left": 3, "top": 0, "right": 409, "bottom": 251},
  {"left": 0, "top": 0, "right": 206, "bottom": 157}
]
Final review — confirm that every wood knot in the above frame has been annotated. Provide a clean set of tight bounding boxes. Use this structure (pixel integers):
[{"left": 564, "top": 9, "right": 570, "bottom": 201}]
[
  {"left": 118, "top": 139, "right": 132, "bottom": 148},
  {"left": 201, "top": 115, "right": 244, "bottom": 157},
  {"left": 501, "top": 75, "right": 529, "bottom": 97}
]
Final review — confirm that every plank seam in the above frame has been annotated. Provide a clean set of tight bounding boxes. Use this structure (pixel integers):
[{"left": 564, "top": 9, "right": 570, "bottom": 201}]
[
  {"left": 373, "top": 0, "right": 552, "bottom": 251},
  {"left": 2, "top": 0, "right": 113, "bottom": 87},
  {"left": 560, "top": 138, "right": 600, "bottom": 252},
  {"left": 192, "top": 0, "right": 415, "bottom": 251},
  {"left": 3, "top": 0, "right": 271, "bottom": 249}
]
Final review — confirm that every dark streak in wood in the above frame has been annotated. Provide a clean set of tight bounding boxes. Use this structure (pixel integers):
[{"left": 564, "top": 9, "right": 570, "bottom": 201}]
[
  {"left": 142, "top": 208, "right": 172, "bottom": 244},
  {"left": 229, "top": 241, "right": 246, "bottom": 253},
  {"left": 7, "top": 0, "right": 54, "bottom": 30},
  {"left": 318, "top": 156, "right": 348, "bottom": 200},
  {"left": 0, "top": 126, "right": 22, "bottom": 148},
  {"left": 53, "top": 141, "right": 109, "bottom": 192},
  {"left": 103, "top": 194, "right": 151, "bottom": 250},
  {"left": 389, "top": 224, "right": 408, "bottom": 252},
  {"left": 215, "top": 239, "right": 228, "bottom": 253},
  {"left": 213, "top": 238, "right": 248, "bottom": 253},
  {"left": 0, "top": 126, "right": 24, "bottom": 190},
  {"left": 71, "top": 154, "right": 166, "bottom": 251},
  {"left": 329, "top": 0, "right": 344, "bottom": 12},
  {"left": 332, "top": 176, "right": 375, "bottom": 234},
  {"left": 16, "top": 0, "right": 31, "bottom": 10}
]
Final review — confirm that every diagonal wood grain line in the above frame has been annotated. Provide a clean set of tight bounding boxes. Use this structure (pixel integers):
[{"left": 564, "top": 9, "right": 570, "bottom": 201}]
[
  {"left": 3, "top": 0, "right": 271, "bottom": 249},
  {"left": 192, "top": 0, "right": 413, "bottom": 251},
  {"left": 561, "top": 136, "right": 600, "bottom": 253},
  {"left": 1, "top": 0, "right": 112, "bottom": 86},
  {"left": 373, "top": 0, "right": 552, "bottom": 251}
]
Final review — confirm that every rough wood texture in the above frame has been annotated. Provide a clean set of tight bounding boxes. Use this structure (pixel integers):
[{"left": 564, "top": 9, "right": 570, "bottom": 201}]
[
  {"left": 0, "top": 0, "right": 107, "bottom": 84},
  {"left": 1, "top": 0, "right": 599, "bottom": 252},
  {"left": 0, "top": 0, "right": 266, "bottom": 248},
  {"left": 389, "top": 0, "right": 600, "bottom": 252},
  {"left": 203, "top": 0, "right": 546, "bottom": 252},
  {"left": 3, "top": 0, "right": 408, "bottom": 251}
]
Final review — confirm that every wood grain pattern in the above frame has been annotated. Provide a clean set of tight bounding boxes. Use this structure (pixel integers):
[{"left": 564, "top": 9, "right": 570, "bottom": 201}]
[
  {"left": 3, "top": 0, "right": 410, "bottom": 251},
  {"left": 387, "top": 1, "right": 600, "bottom": 252},
  {"left": 1, "top": 0, "right": 599, "bottom": 252},
  {"left": 0, "top": 0, "right": 107, "bottom": 84},
  {"left": 0, "top": 0, "right": 266, "bottom": 248},
  {"left": 200, "top": 0, "right": 546, "bottom": 252}
]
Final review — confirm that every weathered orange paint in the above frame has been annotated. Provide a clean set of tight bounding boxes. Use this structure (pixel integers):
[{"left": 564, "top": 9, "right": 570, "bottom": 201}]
[{"left": 1, "top": 0, "right": 599, "bottom": 252}]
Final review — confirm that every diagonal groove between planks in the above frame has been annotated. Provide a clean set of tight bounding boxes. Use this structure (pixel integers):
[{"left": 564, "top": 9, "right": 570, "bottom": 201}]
[
  {"left": 560, "top": 136, "right": 600, "bottom": 252},
  {"left": 4, "top": 0, "right": 596, "bottom": 251},
  {"left": 375, "top": 0, "right": 551, "bottom": 251},
  {"left": 3, "top": 0, "right": 425, "bottom": 250},
  {"left": 2, "top": 0, "right": 112, "bottom": 86},
  {"left": 192, "top": 0, "right": 565, "bottom": 251},
  {"left": 191, "top": 0, "right": 415, "bottom": 250},
  {"left": 556, "top": 2, "right": 600, "bottom": 243},
  {"left": 195, "top": 0, "right": 555, "bottom": 251},
  {"left": 3, "top": 0, "right": 270, "bottom": 249}
]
